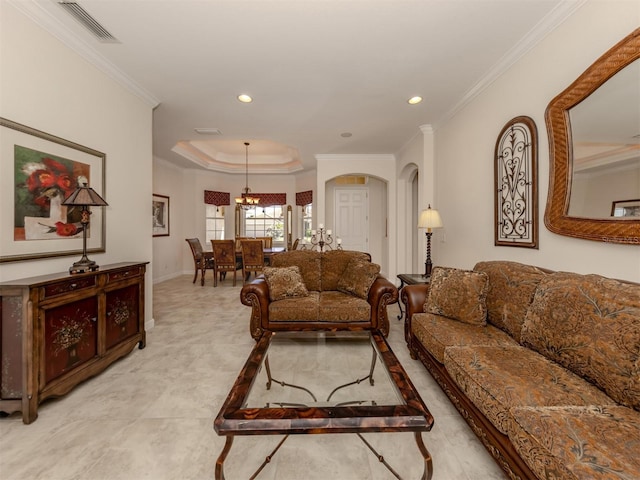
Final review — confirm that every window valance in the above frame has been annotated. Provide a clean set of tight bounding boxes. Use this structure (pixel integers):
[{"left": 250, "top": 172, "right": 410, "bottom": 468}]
[
  {"left": 242, "top": 193, "right": 286, "bottom": 207},
  {"left": 296, "top": 190, "right": 313, "bottom": 206},
  {"left": 204, "top": 190, "right": 230, "bottom": 206}
]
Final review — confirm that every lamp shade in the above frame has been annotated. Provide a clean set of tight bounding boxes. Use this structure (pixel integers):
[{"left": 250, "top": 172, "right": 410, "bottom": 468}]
[
  {"left": 418, "top": 205, "right": 443, "bottom": 230},
  {"left": 62, "top": 184, "right": 108, "bottom": 206}
]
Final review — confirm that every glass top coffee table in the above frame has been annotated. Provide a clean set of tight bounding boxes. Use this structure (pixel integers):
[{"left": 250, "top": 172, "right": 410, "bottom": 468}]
[{"left": 214, "top": 330, "right": 434, "bottom": 479}]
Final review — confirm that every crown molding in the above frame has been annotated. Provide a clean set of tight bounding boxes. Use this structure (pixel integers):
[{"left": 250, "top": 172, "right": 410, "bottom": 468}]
[
  {"left": 8, "top": 0, "right": 159, "bottom": 108},
  {"left": 171, "top": 142, "right": 304, "bottom": 174},
  {"left": 435, "top": 0, "right": 587, "bottom": 129}
]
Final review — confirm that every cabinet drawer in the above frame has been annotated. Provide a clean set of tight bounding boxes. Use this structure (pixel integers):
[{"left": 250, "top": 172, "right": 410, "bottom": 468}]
[
  {"left": 42, "top": 277, "right": 96, "bottom": 299},
  {"left": 107, "top": 266, "right": 141, "bottom": 283}
]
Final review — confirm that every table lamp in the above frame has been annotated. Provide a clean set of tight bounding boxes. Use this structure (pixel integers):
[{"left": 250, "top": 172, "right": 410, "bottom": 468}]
[
  {"left": 62, "top": 181, "right": 108, "bottom": 274},
  {"left": 418, "top": 205, "right": 443, "bottom": 277}
]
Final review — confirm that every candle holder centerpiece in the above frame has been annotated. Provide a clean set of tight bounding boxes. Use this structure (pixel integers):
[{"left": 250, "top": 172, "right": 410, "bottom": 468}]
[{"left": 307, "top": 225, "right": 342, "bottom": 252}]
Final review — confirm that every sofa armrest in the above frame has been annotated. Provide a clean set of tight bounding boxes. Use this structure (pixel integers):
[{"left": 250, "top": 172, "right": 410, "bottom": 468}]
[
  {"left": 367, "top": 275, "right": 399, "bottom": 337},
  {"left": 240, "top": 277, "right": 270, "bottom": 340},
  {"left": 402, "top": 284, "right": 429, "bottom": 318},
  {"left": 401, "top": 284, "right": 430, "bottom": 344}
]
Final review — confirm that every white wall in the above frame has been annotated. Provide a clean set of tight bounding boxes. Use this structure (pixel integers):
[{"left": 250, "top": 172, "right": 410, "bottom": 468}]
[
  {"left": 434, "top": 0, "right": 640, "bottom": 282},
  {"left": 0, "top": 4, "right": 154, "bottom": 321},
  {"left": 316, "top": 154, "right": 397, "bottom": 277},
  {"left": 150, "top": 158, "right": 320, "bottom": 283},
  {"left": 152, "top": 157, "right": 185, "bottom": 283},
  {"left": 396, "top": 129, "right": 439, "bottom": 276}
]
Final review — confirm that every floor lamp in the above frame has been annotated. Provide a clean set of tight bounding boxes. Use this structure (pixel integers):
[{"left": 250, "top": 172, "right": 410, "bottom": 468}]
[{"left": 418, "top": 205, "right": 443, "bottom": 278}]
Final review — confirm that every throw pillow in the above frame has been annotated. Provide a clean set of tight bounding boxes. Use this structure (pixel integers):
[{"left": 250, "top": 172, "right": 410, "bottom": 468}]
[
  {"left": 263, "top": 266, "right": 309, "bottom": 301},
  {"left": 337, "top": 258, "right": 380, "bottom": 299},
  {"left": 424, "top": 266, "right": 489, "bottom": 325}
]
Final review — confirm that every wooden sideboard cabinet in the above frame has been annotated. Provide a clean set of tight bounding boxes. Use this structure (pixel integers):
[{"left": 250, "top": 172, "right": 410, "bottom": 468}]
[{"left": 0, "top": 262, "right": 147, "bottom": 424}]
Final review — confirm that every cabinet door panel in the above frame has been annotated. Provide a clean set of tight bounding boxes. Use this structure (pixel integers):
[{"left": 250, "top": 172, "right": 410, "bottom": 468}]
[
  {"left": 44, "top": 297, "right": 98, "bottom": 383},
  {"left": 105, "top": 284, "right": 140, "bottom": 350}
]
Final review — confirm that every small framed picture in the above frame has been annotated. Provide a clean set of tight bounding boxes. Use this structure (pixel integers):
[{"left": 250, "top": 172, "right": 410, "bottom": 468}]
[
  {"left": 152, "top": 194, "right": 170, "bottom": 237},
  {"left": 611, "top": 199, "right": 640, "bottom": 218}
]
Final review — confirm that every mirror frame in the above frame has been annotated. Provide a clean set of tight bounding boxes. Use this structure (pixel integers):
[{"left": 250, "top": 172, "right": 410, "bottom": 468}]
[{"left": 544, "top": 27, "right": 640, "bottom": 244}]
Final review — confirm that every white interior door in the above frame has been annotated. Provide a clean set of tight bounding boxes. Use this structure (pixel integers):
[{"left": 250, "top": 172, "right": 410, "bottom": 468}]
[{"left": 334, "top": 188, "right": 368, "bottom": 252}]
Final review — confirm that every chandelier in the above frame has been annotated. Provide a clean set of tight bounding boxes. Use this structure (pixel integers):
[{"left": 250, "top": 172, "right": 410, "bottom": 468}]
[{"left": 235, "top": 142, "right": 260, "bottom": 208}]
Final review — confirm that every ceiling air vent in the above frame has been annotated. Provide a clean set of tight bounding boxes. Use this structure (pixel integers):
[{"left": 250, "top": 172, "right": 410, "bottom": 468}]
[
  {"left": 58, "top": 2, "right": 119, "bottom": 43},
  {"left": 194, "top": 128, "right": 222, "bottom": 135}
]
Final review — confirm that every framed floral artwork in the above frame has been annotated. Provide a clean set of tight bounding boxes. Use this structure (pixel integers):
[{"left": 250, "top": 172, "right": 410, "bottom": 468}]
[
  {"left": 152, "top": 194, "right": 170, "bottom": 237},
  {"left": 0, "top": 117, "right": 106, "bottom": 263}
]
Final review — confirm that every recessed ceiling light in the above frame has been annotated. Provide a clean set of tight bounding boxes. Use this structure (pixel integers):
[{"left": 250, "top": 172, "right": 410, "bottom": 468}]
[
  {"left": 237, "top": 94, "right": 253, "bottom": 103},
  {"left": 341, "top": 132, "right": 352, "bottom": 138},
  {"left": 407, "top": 96, "right": 423, "bottom": 105}
]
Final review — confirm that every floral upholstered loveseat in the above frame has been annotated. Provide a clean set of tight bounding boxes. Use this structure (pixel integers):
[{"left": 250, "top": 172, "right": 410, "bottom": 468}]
[
  {"left": 402, "top": 261, "right": 640, "bottom": 480},
  {"left": 241, "top": 249, "right": 398, "bottom": 340}
]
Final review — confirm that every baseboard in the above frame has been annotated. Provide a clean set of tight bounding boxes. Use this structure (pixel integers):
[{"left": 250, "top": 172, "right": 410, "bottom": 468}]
[{"left": 153, "top": 271, "right": 183, "bottom": 284}]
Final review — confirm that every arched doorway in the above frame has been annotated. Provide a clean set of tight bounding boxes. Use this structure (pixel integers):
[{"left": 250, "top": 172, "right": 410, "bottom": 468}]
[{"left": 398, "top": 163, "right": 420, "bottom": 274}]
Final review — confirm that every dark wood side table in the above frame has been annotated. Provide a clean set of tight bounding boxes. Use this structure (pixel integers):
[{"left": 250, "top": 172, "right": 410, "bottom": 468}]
[{"left": 396, "top": 273, "right": 430, "bottom": 320}]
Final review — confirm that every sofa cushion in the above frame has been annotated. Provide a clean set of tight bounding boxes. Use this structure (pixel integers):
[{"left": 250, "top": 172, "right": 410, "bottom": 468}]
[
  {"left": 444, "top": 345, "right": 615, "bottom": 435},
  {"left": 271, "top": 250, "right": 322, "bottom": 291},
  {"left": 320, "top": 250, "right": 371, "bottom": 291},
  {"left": 263, "top": 266, "right": 309, "bottom": 301},
  {"left": 267, "top": 291, "right": 371, "bottom": 323},
  {"left": 425, "top": 267, "right": 489, "bottom": 325},
  {"left": 411, "top": 312, "right": 517, "bottom": 363},
  {"left": 473, "top": 261, "right": 547, "bottom": 342},
  {"left": 318, "top": 291, "right": 371, "bottom": 322},
  {"left": 337, "top": 258, "right": 380, "bottom": 299},
  {"left": 268, "top": 292, "right": 320, "bottom": 321},
  {"left": 521, "top": 272, "right": 640, "bottom": 411},
  {"left": 508, "top": 405, "right": 640, "bottom": 480}
]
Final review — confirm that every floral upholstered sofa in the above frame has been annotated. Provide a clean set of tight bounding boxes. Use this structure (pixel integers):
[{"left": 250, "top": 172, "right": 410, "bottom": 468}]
[
  {"left": 240, "top": 249, "right": 398, "bottom": 340},
  {"left": 402, "top": 261, "right": 640, "bottom": 480}
]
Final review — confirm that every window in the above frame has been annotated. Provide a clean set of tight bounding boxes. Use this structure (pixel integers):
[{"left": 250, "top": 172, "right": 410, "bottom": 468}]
[
  {"left": 206, "top": 205, "right": 225, "bottom": 243},
  {"left": 301, "top": 203, "right": 313, "bottom": 243},
  {"left": 243, "top": 205, "right": 285, "bottom": 243}
]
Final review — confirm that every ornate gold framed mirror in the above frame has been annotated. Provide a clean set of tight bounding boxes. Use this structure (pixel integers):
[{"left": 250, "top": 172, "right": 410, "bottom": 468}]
[{"left": 544, "top": 28, "right": 640, "bottom": 244}]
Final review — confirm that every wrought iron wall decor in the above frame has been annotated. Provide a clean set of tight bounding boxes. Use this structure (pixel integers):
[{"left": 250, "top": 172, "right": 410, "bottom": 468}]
[{"left": 494, "top": 116, "right": 538, "bottom": 248}]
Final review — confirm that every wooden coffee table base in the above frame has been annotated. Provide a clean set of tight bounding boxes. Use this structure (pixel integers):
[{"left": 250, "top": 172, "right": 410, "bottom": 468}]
[
  {"left": 214, "top": 331, "right": 434, "bottom": 479},
  {"left": 215, "top": 432, "right": 433, "bottom": 480}
]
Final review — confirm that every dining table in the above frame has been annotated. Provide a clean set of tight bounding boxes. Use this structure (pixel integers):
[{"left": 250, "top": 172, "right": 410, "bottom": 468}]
[
  {"left": 232, "top": 246, "right": 285, "bottom": 261},
  {"left": 260, "top": 246, "right": 286, "bottom": 258},
  {"left": 205, "top": 245, "right": 285, "bottom": 259}
]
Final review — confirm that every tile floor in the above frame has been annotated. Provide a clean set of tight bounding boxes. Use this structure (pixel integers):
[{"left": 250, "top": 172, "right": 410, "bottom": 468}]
[{"left": 0, "top": 275, "right": 506, "bottom": 479}]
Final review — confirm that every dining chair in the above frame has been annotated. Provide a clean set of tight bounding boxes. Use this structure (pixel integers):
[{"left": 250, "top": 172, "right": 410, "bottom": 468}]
[
  {"left": 235, "top": 236, "right": 251, "bottom": 253},
  {"left": 211, "top": 239, "right": 242, "bottom": 287},
  {"left": 185, "top": 238, "right": 214, "bottom": 286},
  {"left": 256, "top": 236, "right": 273, "bottom": 248},
  {"left": 291, "top": 238, "right": 300, "bottom": 250},
  {"left": 241, "top": 239, "right": 265, "bottom": 284}
]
